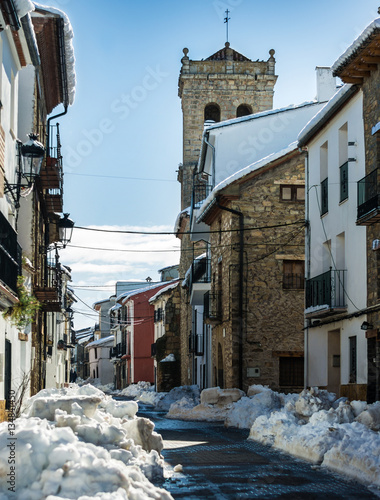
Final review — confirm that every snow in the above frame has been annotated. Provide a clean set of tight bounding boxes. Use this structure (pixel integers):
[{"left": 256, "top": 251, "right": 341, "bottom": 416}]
[
  {"left": 173, "top": 207, "right": 189, "bottom": 234},
  {"left": 86, "top": 335, "right": 114, "bottom": 348},
  {"left": 196, "top": 142, "right": 298, "bottom": 223},
  {"left": 14, "top": 0, "right": 34, "bottom": 19},
  {"left": 331, "top": 18, "right": 380, "bottom": 75},
  {"left": 298, "top": 84, "right": 353, "bottom": 147},
  {"left": 0, "top": 384, "right": 172, "bottom": 499},
  {"left": 160, "top": 354, "right": 176, "bottom": 363},
  {"left": 33, "top": 3, "right": 76, "bottom": 106},
  {"left": 4, "top": 381, "right": 379, "bottom": 496},
  {"left": 164, "top": 384, "right": 380, "bottom": 490},
  {"left": 148, "top": 282, "right": 179, "bottom": 303}
]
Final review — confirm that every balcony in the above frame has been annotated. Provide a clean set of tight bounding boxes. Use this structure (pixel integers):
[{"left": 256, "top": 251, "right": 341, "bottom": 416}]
[
  {"left": 305, "top": 269, "right": 347, "bottom": 318},
  {"left": 204, "top": 291, "right": 221, "bottom": 324},
  {"left": 193, "top": 183, "right": 212, "bottom": 209},
  {"left": 357, "top": 168, "right": 380, "bottom": 225},
  {"left": 39, "top": 156, "right": 62, "bottom": 190},
  {"left": 189, "top": 257, "right": 211, "bottom": 305},
  {"left": 0, "top": 212, "right": 22, "bottom": 298},
  {"left": 34, "top": 261, "right": 62, "bottom": 312}
]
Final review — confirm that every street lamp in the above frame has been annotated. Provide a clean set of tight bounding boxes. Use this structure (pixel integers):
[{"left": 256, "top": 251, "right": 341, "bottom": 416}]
[
  {"left": 20, "top": 133, "right": 45, "bottom": 182},
  {"left": 58, "top": 213, "right": 74, "bottom": 248},
  {"left": 4, "top": 133, "right": 45, "bottom": 209}
]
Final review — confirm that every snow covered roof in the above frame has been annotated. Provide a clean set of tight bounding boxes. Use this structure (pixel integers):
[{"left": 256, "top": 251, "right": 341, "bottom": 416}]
[
  {"left": 148, "top": 281, "right": 179, "bottom": 303},
  {"left": 31, "top": 3, "right": 76, "bottom": 110},
  {"left": 119, "top": 280, "right": 178, "bottom": 305},
  {"left": 202, "top": 100, "right": 321, "bottom": 134},
  {"left": 86, "top": 335, "right": 114, "bottom": 349},
  {"left": 331, "top": 18, "right": 380, "bottom": 76},
  {"left": 174, "top": 206, "right": 190, "bottom": 234},
  {"left": 197, "top": 142, "right": 299, "bottom": 223},
  {"left": 14, "top": 0, "right": 34, "bottom": 18},
  {"left": 298, "top": 85, "right": 358, "bottom": 147}
]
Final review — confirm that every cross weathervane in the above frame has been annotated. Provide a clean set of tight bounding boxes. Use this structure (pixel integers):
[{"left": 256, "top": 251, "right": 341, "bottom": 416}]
[{"left": 224, "top": 9, "right": 231, "bottom": 43}]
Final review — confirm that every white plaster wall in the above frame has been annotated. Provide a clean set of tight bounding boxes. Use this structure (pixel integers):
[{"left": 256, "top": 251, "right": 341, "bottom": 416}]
[
  {"left": 306, "top": 90, "right": 367, "bottom": 389},
  {"left": 203, "top": 102, "right": 326, "bottom": 187}
]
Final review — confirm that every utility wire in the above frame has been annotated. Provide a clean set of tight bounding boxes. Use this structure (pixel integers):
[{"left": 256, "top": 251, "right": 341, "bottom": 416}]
[
  {"left": 74, "top": 220, "right": 305, "bottom": 236},
  {"left": 65, "top": 172, "right": 177, "bottom": 183}
]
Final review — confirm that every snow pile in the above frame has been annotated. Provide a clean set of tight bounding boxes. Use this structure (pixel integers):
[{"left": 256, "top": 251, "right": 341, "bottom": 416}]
[
  {"left": 160, "top": 354, "right": 176, "bottom": 363},
  {"left": 118, "top": 382, "right": 165, "bottom": 407},
  {"left": 156, "top": 385, "right": 200, "bottom": 412},
  {"left": 225, "top": 388, "right": 283, "bottom": 429},
  {"left": 247, "top": 387, "right": 380, "bottom": 487},
  {"left": 167, "top": 387, "right": 244, "bottom": 421},
  {"left": 0, "top": 384, "right": 172, "bottom": 499},
  {"left": 119, "top": 381, "right": 154, "bottom": 398}
]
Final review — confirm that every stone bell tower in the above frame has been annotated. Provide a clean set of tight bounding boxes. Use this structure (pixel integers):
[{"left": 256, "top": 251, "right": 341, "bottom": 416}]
[{"left": 177, "top": 42, "right": 278, "bottom": 210}]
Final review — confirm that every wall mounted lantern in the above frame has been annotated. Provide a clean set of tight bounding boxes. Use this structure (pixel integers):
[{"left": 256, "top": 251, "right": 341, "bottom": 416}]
[
  {"left": 58, "top": 213, "right": 74, "bottom": 248},
  {"left": 360, "top": 321, "right": 373, "bottom": 331},
  {"left": 5, "top": 133, "right": 45, "bottom": 209},
  {"left": 20, "top": 133, "right": 45, "bottom": 182}
]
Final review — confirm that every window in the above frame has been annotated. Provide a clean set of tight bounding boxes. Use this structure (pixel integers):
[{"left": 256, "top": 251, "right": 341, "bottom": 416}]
[
  {"left": 94, "top": 347, "right": 98, "bottom": 359},
  {"left": 280, "top": 185, "right": 305, "bottom": 202},
  {"left": 349, "top": 336, "right": 357, "bottom": 383},
  {"left": 340, "top": 162, "right": 348, "bottom": 202},
  {"left": 204, "top": 103, "right": 220, "bottom": 123},
  {"left": 320, "top": 142, "right": 328, "bottom": 215},
  {"left": 283, "top": 260, "right": 305, "bottom": 290},
  {"left": 321, "top": 177, "right": 328, "bottom": 215},
  {"left": 237, "top": 104, "right": 252, "bottom": 118},
  {"left": 279, "top": 356, "right": 304, "bottom": 387}
]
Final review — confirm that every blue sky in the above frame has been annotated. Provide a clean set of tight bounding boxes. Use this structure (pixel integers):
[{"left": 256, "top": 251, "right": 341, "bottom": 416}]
[{"left": 53, "top": 0, "right": 378, "bottom": 328}]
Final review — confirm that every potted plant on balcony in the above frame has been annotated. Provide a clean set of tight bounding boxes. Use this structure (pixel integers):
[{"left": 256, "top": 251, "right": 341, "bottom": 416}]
[{"left": 2, "top": 276, "right": 40, "bottom": 338}]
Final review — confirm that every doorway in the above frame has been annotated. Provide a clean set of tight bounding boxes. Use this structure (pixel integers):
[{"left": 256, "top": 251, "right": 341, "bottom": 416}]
[{"left": 328, "top": 329, "right": 341, "bottom": 397}]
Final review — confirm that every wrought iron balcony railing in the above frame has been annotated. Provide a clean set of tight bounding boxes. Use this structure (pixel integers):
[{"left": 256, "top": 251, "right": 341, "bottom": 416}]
[
  {"left": 357, "top": 168, "right": 380, "bottom": 224},
  {"left": 193, "top": 184, "right": 212, "bottom": 209},
  {"left": 305, "top": 269, "right": 347, "bottom": 314},
  {"left": 189, "top": 257, "right": 211, "bottom": 291},
  {"left": 0, "top": 211, "right": 22, "bottom": 294},
  {"left": 204, "top": 291, "right": 221, "bottom": 321}
]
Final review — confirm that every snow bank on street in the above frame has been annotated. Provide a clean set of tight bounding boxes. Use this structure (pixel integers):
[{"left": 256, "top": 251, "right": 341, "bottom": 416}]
[
  {"left": 0, "top": 384, "right": 172, "bottom": 499},
  {"left": 167, "top": 384, "right": 380, "bottom": 490}
]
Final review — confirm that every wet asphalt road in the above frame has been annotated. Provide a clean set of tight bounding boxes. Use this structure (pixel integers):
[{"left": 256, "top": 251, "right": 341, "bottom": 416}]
[{"left": 136, "top": 403, "right": 378, "bottom": 500}]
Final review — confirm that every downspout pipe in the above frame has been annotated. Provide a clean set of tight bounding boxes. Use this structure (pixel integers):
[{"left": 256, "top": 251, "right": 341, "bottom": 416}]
[
  {"left": 46, "top": 106, "right": 67, "bottom": 152},
  {"left": 303, "top": 147, "right": 310, "bottom": 390},
  {"left": 216, "top": 197, "right": 244, "bottom": 390}
]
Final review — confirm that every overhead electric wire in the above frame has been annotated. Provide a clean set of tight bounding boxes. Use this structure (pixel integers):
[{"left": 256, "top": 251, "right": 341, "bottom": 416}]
[
  {"left": 65, "top": 172, "right": 177, "bottom": 183},
  {"left": 74, "top": 219, "right": 305, "bottom": 236}
]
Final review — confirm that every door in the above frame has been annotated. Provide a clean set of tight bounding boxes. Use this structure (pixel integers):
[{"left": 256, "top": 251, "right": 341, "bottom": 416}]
[
  {"left": 328, "top": 329, "right": 340, "bottom": 397},
  {"left": 4, "top": 340, "right": 11, "bottom": 410}
]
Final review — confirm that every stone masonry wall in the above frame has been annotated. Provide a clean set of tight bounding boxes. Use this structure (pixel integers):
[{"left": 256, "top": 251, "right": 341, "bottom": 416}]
[{"left": 209, "top": 153, "right": 305, "bottom": 392}]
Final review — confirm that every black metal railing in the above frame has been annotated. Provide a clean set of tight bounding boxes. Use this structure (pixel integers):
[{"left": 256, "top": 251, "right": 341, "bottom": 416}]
[
  {"left": 204, "top": 291, "right": 221, "bottom": 320},
  {"left": 193, "top": 184, "right": 212, "bottom": 209},
  {"left": 283, "top": 273, "right": 305, "bottom": 290},
  {"left": 0, "top": 211, "right": 21, "bottom": 293},
  {"left": 357, "top": 168, "right": 379, "bottom": 219},
  {"left": 321, "top": 178, "right": 328, "bottom": 216},
  {"left": 305, "top": 269, "right": 347, "bottom": 310},
  {"left": 189, "top": 258, "right": 211, "bottom": 291}
]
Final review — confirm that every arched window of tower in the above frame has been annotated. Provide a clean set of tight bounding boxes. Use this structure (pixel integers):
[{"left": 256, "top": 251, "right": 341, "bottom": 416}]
[
  {"left": 204, "top": 103, "right": 220, "bottom": 123},
  {"left": 237, "top": 104, "right": 253, "bottom": 118}
]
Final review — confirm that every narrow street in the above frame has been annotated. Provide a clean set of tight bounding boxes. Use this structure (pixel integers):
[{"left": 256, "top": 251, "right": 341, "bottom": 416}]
[{"left": 137, "top": 403, "right": 377, "bottom": 500}]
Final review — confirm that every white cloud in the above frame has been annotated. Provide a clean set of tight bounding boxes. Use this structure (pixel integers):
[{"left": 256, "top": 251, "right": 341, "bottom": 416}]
[{"left": 59, "top": 224, "right": 180, "bottom": 330}]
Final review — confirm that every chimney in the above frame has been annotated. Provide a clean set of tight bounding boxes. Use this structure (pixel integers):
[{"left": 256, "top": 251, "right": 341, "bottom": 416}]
[{"left": 316, "top": 67, "right": 337, "bottom": 102}]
